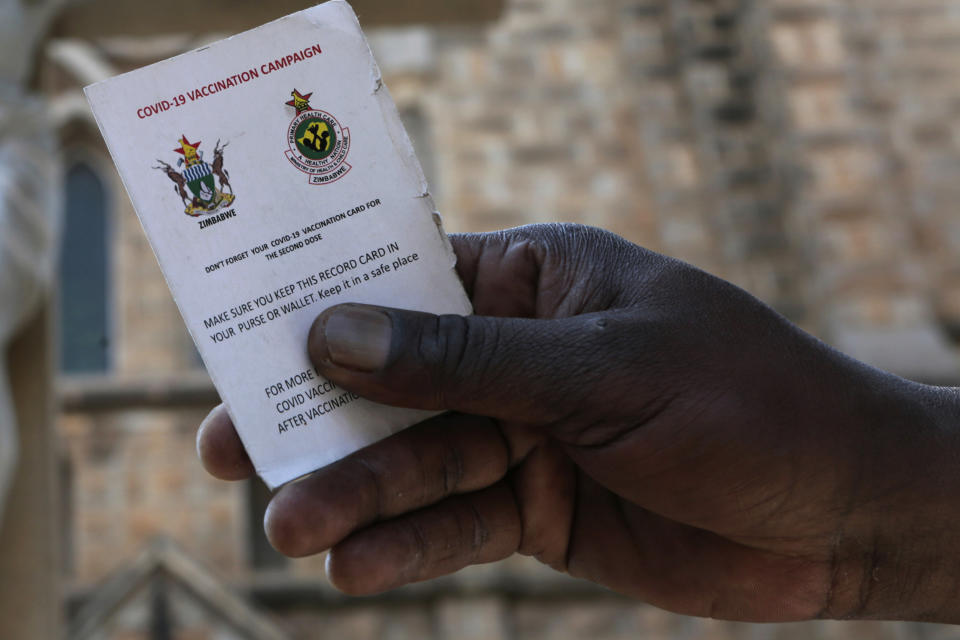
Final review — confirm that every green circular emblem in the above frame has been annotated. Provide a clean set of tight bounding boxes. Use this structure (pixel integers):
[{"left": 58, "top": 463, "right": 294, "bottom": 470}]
[{"left": 294, "top": 117, "right": 337, "bottom": 160}]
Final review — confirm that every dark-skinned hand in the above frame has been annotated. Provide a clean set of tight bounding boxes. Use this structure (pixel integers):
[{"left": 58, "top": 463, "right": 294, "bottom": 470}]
[{"left": 197, "top": 224, "right": 960, "bottom": 623}]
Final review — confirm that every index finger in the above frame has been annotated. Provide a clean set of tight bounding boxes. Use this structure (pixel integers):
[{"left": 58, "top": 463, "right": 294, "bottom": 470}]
[{"left": 450, "top": 231, "right": 541, "bottom": 318}]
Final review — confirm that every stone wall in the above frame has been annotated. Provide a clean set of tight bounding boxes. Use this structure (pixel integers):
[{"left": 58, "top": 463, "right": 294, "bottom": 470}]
[
  {"left": 61, "top": 407, "right": 245, "bottom": 582},
  {"left": 766, "top": 0, "right": 960, "bottom": 378}
]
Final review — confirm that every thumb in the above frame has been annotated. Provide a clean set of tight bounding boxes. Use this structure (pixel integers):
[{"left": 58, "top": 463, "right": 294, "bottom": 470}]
[{"left": 307, "top": 303, "right": 636, "bottom": 426}]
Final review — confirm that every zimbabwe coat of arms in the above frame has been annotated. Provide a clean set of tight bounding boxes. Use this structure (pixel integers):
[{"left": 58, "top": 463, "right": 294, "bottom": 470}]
[{"left": 154, "top": 135, "right": 236, "bottom": 217}]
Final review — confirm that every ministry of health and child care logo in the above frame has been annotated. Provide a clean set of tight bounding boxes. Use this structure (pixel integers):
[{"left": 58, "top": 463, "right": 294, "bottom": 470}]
[
  {"left": 284, "top": 89, "right": 352, "bottom": 185},
  {"left": 154, "top": 135, "right": 236, "bottom": 217}
]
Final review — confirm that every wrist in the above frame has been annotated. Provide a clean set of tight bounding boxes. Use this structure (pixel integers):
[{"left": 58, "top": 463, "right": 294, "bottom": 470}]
[{"left": 826, "top": 376, "right": 960, "bottom": 622}]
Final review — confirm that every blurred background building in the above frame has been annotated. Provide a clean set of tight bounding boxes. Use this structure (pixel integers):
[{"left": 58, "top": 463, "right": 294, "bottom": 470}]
[{"left": 1, "top": 0, "right": 959, "bottom": 637}]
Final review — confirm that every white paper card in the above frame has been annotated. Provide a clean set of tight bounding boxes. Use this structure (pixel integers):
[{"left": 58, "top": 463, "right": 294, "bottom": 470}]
[{"left": 84, "top": 0, "right": 472, "bottom": 488}]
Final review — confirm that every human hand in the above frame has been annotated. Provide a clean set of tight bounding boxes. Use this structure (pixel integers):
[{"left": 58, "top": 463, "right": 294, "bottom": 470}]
[{"left": 198, "top": 224, "right": 960, "bottom": 623}]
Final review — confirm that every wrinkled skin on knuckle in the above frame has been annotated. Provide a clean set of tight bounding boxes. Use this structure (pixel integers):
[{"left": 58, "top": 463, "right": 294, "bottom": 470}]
[
  {"left": 414, "top": 313, "right": 475, "bottom": 408},
  {"left": 437, "top": 437, "right": 467, "bottom": 495}
]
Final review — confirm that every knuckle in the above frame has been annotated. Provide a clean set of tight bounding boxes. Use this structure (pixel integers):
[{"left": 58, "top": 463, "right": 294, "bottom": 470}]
[
  {"left": 351, "top": 457, "right": 384, "bottom": 521},
  {"left": 437, "top": 314, "right": 474, "bottom": 377},
  {"left": 439, "top": 439, "right": 466, "bottom": 495},
  {"left": 416, "top": 314, "right": 487, "bottom": 408},
  {"left": 401, "top": 518, "right": 429, "bottom": 574},
  {"left": 447, "top": 499, "right": 489, "bottom": 565},
  {"left": 465, "top": 500, "right": 490, "bottom": 557}
]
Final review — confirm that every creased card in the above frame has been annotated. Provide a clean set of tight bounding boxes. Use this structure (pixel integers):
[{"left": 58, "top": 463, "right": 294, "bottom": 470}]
[{"left": 84, "top": 0, "right": 472, "bottom": 488}]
